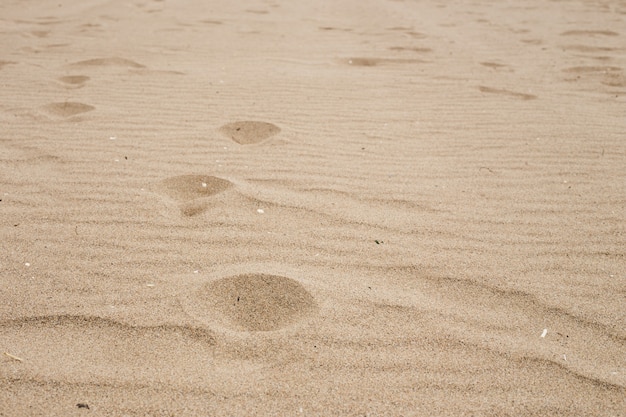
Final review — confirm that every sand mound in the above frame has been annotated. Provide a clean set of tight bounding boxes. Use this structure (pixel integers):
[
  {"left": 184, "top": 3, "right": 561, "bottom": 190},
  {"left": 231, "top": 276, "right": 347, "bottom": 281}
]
[
  {"left": 196, "top": 274, "right": 316, "bottom": 332},
  {"left": 218, "top": 121, "right": 281, "bottom": 145}
]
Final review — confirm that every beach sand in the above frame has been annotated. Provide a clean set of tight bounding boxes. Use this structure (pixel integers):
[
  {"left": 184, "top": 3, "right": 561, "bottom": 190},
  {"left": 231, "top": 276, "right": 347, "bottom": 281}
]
[{"left": 0, "top": 0, "right": 625, "bottom": 415}]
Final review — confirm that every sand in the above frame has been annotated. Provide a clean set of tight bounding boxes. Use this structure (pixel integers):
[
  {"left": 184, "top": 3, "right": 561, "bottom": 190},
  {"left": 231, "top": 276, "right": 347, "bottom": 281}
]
[{"left": 0, "top": 0, "right": 625, "bottom": 415}]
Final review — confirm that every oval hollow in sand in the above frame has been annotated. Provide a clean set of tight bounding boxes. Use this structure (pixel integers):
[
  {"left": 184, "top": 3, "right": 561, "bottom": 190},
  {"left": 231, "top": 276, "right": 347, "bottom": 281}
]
[
  {"left": 43, "top": 102, "right": 95, "bottom": 117},
  {"left": 158, "top": 175, "right": 232, "bottom": 202},
  {"left": 68, "top": 57, "right": 145, "bottom": 68},
  {"left": 198, "top": 274, "right": 316, "bottom": 332},
  {"left": 219, "top": 121, "right": 281, "bottom": 145},
  {"left": 345, "top": 57, "right": 380, "bottom": 66},
  {"left": 58, "top": 75, "right": 90, "bottom": 85}
]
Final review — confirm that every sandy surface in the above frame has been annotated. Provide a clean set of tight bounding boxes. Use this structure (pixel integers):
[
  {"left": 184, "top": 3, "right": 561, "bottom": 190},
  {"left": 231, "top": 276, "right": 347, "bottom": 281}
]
[{"left": 1, "top": 0, "right": 625, "bottom": 415}]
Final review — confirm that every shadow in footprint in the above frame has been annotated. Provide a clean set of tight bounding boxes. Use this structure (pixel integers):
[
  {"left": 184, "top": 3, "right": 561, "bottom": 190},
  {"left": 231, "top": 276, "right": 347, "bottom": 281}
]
[
  {"left": 192, "top": 274, "right": 317, "bottom": 332},
  {"left": 219, "top": 121, "right": 281, "bottom": 145}
]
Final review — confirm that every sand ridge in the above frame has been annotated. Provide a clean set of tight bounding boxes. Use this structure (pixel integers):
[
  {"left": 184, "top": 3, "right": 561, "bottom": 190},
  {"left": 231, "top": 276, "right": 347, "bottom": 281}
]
[{"left": 0, "top": 0, "right": 625, "bottom": 415}]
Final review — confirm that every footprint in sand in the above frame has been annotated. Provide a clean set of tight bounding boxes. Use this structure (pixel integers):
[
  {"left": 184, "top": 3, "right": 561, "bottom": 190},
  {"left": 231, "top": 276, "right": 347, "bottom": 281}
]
[
  {"left": 562, "top": 66, "right": 626, "bottom": 88},
  {"left": 67, "top": 57, "right": 145, "bottom": 69},
  {"left": 156, "top": 174, "right": 233, "bottom": 217},
  {"left": 478, "top": 86, "right": 537, "bottom": 100},
  {"left": 388, "top": 46, "right": 432, "bottom": 53},
  {"left": 0, "top": 60, "right": 17, "bottom": 70},
  {"left": 41, "top": 101, "right": 95, "bottom": 118},
  {"left": 480, "top": 62, "right": 510, "bottom": 70},
  {"left": 386, "top": 27, "right": 428, "bottom": 39},
  {"left": 218, "top": 121, "right": 281, "bottom": 145},
  {"left": 560, "top": 30, "right": 619, "bottom": 37},
  {"left": 57, "top": 75, "right": 90, "bottom": 88},
  {"left": 188, "top": 274, "right": 317, "bottom": 332},
  {"left": 341, "top": 57, "right": 427, "bottom": 67},
  {"left": 29, "top": 30, "right": 50, "bottom": 38},
  {"left": 562, "top": 45, "right": 620, "bottom": 53}
]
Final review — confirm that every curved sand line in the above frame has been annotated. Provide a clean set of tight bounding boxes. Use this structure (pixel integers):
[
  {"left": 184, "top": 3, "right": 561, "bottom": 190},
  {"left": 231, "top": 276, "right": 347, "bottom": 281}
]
[{"left": 0, "top": 315, "right": 217, "bottom": 384}]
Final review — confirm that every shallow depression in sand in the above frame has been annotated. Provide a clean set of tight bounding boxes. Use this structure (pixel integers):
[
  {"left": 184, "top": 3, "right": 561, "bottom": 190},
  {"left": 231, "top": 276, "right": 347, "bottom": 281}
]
[
  {"left": 158, "top": 175, "right": 233, "bottom": 202},
  {"left": 196, "top": 274, "right": 317, "bottom": 332},
  {"left": 68, "top": 57, "right": 145, "bottom": 68},
  {"left": 219, "top": 121, "right": 281, "bottom": 145},
  {"left": 42, "top": 102, "right": 95, "bottom": 117},
  {"left": 342, "top": 57, "right": 427, "bottom": 67},
  {"left": 57, "top": 75, "right": 90, "bottom": 85}
]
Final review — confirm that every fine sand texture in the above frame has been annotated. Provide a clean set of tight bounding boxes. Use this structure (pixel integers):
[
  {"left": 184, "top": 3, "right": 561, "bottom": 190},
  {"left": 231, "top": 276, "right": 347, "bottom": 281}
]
[{"left": 1, "top": 0, "right": 625, "bottom": 415}]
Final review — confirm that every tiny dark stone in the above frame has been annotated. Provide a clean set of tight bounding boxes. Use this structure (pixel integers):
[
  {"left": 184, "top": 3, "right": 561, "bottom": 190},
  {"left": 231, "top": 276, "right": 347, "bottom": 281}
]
[{"left": 77, "top": 403, "right": 90, "bottom": 409}]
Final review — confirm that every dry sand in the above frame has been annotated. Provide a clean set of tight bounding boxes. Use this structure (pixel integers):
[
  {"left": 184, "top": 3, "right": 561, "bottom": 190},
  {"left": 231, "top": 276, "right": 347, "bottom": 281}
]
[{"left": 1, "top": 0, "right": 625, "bottom": 415}]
